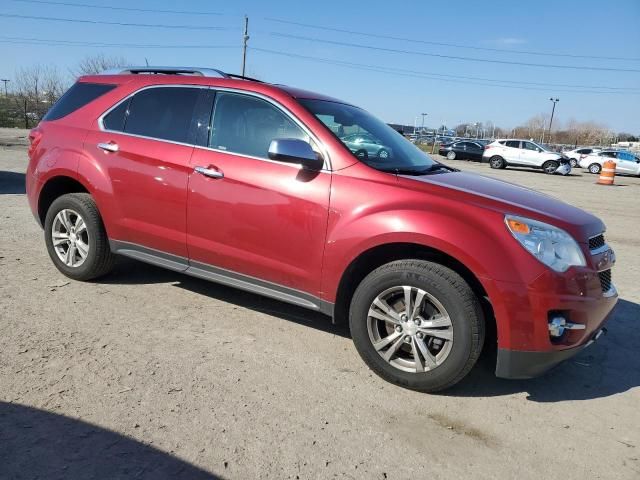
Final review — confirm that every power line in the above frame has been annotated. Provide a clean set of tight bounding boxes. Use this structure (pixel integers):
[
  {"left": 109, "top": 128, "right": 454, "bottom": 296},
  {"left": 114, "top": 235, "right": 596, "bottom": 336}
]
[
  {"left": 9, "top": 0, "right": 225, "bottom": 15},
  {"left": 265, "top": 17, "right": 640, "bottom": 62},
  {"left": 268, "top": 32, "right": 640, "bottom": 73},
  {"left": 0, "top": 36, "right": 239, "bottom": 50},
  {"left": 250, "top": 47, "right": 640, "bottom": 95},
  {"left": 0, "top": 13, "right": 231, "bottom": 30}
]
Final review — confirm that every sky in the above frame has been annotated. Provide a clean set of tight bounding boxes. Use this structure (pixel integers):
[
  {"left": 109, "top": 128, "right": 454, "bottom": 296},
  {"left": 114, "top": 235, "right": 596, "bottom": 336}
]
[{"left": 1, "top": 0, "right": 639, "bottom": 133}]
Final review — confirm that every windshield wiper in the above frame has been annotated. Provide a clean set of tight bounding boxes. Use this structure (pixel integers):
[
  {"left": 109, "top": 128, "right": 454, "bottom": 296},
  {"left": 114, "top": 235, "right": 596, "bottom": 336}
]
[{"left": 378, "top": 163, "right": 458, "bottom": 175}]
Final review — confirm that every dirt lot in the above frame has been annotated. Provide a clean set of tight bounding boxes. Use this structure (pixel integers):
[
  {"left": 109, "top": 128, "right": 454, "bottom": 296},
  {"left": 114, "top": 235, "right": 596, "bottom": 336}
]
[{"left": 1, "top": 127, "right": 639, "bottom": 479}]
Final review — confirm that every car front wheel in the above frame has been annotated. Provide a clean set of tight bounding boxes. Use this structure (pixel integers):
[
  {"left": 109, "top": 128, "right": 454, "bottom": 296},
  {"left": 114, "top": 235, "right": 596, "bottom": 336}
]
[
  {"left": 446, "top": 151, "right": 456, "bottom": 160},
  {"left": 569, "top": 158, "right": 578, "bottom": 168},
  {"left": 44, "top": 193, "right": 115, "bottom": 281},
  {"left": 349, "top": 260, "right": 485, "bottom": 392},
  {"left": 542, "top": 160, "right": 559, "bottom": 174}
]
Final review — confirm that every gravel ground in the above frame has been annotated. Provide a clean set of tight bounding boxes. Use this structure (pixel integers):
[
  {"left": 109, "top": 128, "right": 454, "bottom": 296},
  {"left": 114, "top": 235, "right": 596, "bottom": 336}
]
[{"left": 1, "top": 127, "right": 639, "bottom": 479}]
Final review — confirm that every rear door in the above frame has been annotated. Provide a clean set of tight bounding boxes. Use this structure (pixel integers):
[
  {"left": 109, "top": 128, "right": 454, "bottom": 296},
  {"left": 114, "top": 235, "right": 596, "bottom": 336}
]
[
  {"left": 85, "top": 85, "right": 203, "bottom": 257},
  {"left": 503, "top": 140, "right": 521, "bottom": 163}
]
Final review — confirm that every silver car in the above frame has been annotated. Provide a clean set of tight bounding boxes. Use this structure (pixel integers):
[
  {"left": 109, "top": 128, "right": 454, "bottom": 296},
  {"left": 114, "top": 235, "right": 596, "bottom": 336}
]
[{"left": 341, "top": 133, "right": 391, "bottom": 159}]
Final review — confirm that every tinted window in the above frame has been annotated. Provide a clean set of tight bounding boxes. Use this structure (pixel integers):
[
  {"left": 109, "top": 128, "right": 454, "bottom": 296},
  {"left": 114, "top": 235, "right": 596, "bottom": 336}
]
[
  {"left": 103, "top": 99, "right": 130, "bottom": 131},
  {"left": 601, "top": 151, "right": 617, "bottom": 158},
  {"left": 618, "top": 152, "right": 634, "bottom": 161},
  {"left": 210, "top": 92, "right": 310, "bottom": 159},
  {"left": 505, "top": 141, "right": 520, "bottom": 148},
  {"left": 523, "top": 142, "right": 538, "bottom": 151},
  {"left": 43, "top": 82, "right": 115, "bottom": 121},
  {"left": 125, "top": 87, "right": 200, "bottom": 143}
]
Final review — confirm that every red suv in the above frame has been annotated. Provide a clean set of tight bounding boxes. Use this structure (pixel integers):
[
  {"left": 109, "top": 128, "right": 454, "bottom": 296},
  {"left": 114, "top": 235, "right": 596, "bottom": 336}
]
[{"left": 26, "top": 67, "right": 617, "bottom": 392}]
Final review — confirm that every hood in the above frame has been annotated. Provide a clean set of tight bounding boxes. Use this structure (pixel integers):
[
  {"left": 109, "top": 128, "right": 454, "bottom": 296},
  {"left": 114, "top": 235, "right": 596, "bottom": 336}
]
[{"left": 401, "top": 171, "right": 604, "bottom": 241}]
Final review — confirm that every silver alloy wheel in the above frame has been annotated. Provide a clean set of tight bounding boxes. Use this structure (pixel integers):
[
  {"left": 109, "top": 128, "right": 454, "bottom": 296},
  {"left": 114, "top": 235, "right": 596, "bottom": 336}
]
[
  {"left": 51, "top": 208, "right": 89, "bottom": 267},
  {"left": 490, "top": 157, "right": 502, "bottom": 168},
  {"left": 367, "top": 286, "right": 454, "bottom": 373},
  {"left": 447, "top": 151, "right": 456, "bottom": 160},
  {"left": 589, "top": 163, "right": 601, "bottom": 174},
  {"left": 570, "top": 158, "right": 577, "bottom": 168},
  {"left": 378, "top": 149, "right": 389, "bottom": 159},
  {"left": 543, "top": 161, "right": 559, "bottom": 174}
]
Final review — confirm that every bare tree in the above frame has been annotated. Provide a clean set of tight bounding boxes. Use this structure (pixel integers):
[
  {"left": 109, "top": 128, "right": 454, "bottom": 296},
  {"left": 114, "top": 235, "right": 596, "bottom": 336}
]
[
  {"left": 73, "top": 53, "right": 129, "bottom": 76},
  {"left": 12, "top": 65, "right": 66, "bottom": 128}
]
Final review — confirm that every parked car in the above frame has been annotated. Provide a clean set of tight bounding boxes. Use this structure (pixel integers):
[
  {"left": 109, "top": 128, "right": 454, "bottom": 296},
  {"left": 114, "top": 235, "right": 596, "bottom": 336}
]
[
  {"left": 341, "top": 132, "right": 391, "bottom": 159},
  {"left": 579, "top": 149, "right": 640, "bottom": 176},
  {"left": 483, "top": 139, "right": 571, "bottom": 175},
  {"left": 439, "top": 140, "right": 485, "bottom": 161},
  {"left": 564, "top": 147, "right": 602, "bottom": 167},
  {"left": 26, "top": 66, "right": 616, "bottom": 392}
]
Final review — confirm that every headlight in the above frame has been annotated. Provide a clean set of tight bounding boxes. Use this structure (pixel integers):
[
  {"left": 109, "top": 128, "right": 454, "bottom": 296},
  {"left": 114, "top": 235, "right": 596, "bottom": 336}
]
[{"left": 505, "top": 215, "right": 586, "bottom": 272}]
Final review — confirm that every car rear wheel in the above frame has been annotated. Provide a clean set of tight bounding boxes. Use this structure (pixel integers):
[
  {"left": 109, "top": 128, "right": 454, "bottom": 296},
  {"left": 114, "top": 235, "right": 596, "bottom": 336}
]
[
  {"left": 349, "top": 260, "right": 485, "bottom": 392},
  {"left": 44, "top": 193, "right": 115, "bottom": 281},
  {"left": 542, "top": 160, "right": 559, "bottom": 174},
  {"left": 589, "top": 163, "right": 601, "bottom": 174},
  {"left": 446, "top": 151, "right": 456, "bottom": 160},
  {"left": 489, "top": 156, "right": 505, "bottom": 169},
  {"left": 354, "top": 149, "right": 369, "bottom": 160}
]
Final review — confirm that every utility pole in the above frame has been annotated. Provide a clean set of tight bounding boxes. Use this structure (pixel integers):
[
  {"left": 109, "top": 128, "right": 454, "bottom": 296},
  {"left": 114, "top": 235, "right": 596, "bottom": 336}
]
[
  {"left": 420, "top": 113, "right": 427, "bottom": 135},
  {"left": 1, "top": 79, "right": 9, "bottom": 97},
  {"left": 548, "top": 97, "right": 559, "bottom": 142},
  {"left": 241, "top": 15, "right": 249, "bottom": 76}
]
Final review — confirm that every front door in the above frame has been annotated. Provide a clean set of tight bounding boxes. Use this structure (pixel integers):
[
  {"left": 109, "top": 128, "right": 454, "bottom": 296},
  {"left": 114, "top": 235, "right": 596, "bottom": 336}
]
[{"left": 186, "top": 91, "right": 331, "bottom": 297}]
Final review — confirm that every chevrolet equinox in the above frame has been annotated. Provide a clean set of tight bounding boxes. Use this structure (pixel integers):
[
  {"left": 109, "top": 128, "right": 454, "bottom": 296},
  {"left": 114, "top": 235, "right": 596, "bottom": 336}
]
[{"left": 26, "top": 67, "right": 618, "bottom": 392}]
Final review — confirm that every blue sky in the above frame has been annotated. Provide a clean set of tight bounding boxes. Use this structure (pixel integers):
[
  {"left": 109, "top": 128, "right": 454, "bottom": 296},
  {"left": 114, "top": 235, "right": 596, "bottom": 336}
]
[{"left": 1, "top": 0, "right": 639, "bottom": 133}]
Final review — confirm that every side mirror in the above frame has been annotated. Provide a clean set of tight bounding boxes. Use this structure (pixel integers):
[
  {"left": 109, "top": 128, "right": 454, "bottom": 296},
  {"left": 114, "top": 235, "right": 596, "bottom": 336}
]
[{"left": 268, "top": 138, "right": 323, "bottom": 170}]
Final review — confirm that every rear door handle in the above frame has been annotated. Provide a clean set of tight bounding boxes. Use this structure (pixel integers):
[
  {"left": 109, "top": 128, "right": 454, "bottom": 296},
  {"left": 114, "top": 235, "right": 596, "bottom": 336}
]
[
  {"left": 194, "top": 166, "right": 224, "bottom": 179},
  {"left": 97, "top": 142, "right": 119, "bottom": 153}
]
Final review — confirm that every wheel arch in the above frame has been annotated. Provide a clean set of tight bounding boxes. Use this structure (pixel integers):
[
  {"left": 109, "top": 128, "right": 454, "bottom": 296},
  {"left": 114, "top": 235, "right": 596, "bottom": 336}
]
[
  {"left": 37, "top": 175, "right": 90, "bottom": 225},
  {"left": 332, "top": 242, "right": 495, "bottom": 344}
]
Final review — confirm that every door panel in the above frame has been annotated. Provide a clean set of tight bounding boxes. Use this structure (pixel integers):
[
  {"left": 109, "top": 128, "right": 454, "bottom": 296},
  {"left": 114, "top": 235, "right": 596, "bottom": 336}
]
[
  {"left": 85, "top": 130, "right": 193, "bottom": 256},
  {"left": 187, "top": 149, "right": 331, "bottom": 296}
]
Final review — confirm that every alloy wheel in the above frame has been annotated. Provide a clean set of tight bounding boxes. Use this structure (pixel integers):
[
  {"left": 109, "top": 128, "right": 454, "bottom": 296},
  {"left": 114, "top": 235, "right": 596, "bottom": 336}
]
[
  {"left": 366, "top": 286, "right": 454, "bottom": 373},
  {"left": 51, "top": 208, "right": 90, "bottom": 267}
]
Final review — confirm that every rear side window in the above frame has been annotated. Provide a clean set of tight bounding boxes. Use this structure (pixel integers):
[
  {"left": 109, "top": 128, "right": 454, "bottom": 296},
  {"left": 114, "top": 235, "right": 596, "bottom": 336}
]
[
  {"left": 102, "top": 99, "right": 130, "bottom": 131},
  {"left": 124, "top": 87, "right": 200, "bottom": 143},
  {"left": 505, "top": 140, "right": 520, "bottom": 148},
  {"left": 43, "top": 82, "right": 115, "bottom": 121}
]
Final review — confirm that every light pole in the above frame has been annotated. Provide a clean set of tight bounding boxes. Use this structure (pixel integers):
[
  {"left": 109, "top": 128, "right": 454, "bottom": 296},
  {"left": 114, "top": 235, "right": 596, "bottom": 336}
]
[
  {"left": 548, "top": 97, "right": 559, "bottom": 142},
  {"left": 1, "top": 79, "right": 9, "bottom": 97},
  {"left": 421, "top": 113, "right": 428, "bottom": 135},
  {"left": 241, "top": 15, "right": 249, "bottom": 76}
]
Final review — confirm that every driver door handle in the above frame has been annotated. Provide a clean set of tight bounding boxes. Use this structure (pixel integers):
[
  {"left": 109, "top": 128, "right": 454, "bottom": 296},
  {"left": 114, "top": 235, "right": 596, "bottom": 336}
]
[
  {"left": 194, "top": 165, "right": 224, "bottom": 179},
  {"left": 97, "top": 142, "right": 119, "bottom": 153}
]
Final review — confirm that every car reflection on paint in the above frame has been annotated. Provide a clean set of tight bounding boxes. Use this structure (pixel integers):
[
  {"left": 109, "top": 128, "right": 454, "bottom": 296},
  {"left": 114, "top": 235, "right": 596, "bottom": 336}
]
[{"left": 341, "top": 133, "right": 392, "bottom": 160}]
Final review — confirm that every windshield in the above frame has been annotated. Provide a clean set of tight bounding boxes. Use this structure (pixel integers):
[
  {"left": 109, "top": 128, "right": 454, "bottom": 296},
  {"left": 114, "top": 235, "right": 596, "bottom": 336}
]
[{"left": 299, "top": 99, "right": 438, "bottom": 173}]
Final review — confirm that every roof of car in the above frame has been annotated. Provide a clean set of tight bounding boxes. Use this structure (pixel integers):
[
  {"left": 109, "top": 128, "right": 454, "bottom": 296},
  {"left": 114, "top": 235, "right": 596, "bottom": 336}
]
[{"left": 80, "top": 66, "right": 351, "bottom": 105}]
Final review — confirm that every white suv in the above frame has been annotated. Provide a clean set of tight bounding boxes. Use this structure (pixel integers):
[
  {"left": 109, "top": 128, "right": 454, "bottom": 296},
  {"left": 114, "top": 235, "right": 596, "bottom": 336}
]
[
  {"left": 564, "top": 147, "right": 601, "bottom": 168},
  {"left": 483, "top": 139, "right": 571, "bottom": 175}
]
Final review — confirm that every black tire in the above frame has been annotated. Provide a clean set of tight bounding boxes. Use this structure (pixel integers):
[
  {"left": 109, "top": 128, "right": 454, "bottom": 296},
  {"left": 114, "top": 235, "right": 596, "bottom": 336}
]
[
  {"left": 349, "top": 260, "right": 485, "bottom": 392},
  {"left": 589, "top": 163, "right": 601, "bottom": 174},
  {"left": 354, "top": 148, "right": 369, "bottom": 160},
  {"left": 489, "top": 156, "right": 505, "bottom": 169},
  {"left": 446, "top": 151, "right": 456, "bottom": 160},
  {"left": 569, "top": 158, "right": 578, "bottom": 168},
  {"left": 542, "top": 160, "right": 560, "bottom": 174},
  {"left": 44, "top": 193, "right": 115, "bottom": 281}
]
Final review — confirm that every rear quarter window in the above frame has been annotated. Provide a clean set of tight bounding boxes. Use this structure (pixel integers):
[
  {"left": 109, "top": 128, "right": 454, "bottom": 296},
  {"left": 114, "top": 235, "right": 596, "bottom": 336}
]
[{"left": 43, "top": 82, "right": 116, "bottom": 121}]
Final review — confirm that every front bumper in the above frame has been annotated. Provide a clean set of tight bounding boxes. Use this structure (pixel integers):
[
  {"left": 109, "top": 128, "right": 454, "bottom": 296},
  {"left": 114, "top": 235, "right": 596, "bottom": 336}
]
[{"left": 496, "top": 327, "right": 607, "bottom": 379}]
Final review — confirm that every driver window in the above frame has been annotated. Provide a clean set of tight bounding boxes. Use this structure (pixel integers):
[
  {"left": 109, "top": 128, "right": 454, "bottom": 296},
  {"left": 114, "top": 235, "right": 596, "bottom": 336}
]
[
  {"left": 523, "top": 142, "right": 538, "bottom": 151},
  {"left": 210, "top": 92, "right": 313, "bottom": 159}
]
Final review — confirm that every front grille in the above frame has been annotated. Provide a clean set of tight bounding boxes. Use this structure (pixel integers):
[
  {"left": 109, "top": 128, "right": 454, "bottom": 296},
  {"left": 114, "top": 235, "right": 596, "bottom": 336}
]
[
  {"left": 589, "top": 234, "right": 605, "bottom": 251},
  {"left": 599, "top": 269, "right": 612, "bottom": 293}
]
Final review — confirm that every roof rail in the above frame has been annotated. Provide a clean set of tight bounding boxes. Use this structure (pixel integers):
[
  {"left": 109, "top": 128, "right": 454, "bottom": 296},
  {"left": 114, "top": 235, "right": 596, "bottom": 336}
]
[{"left": 100, "top": 66, "right": 231, "bottom": 78}]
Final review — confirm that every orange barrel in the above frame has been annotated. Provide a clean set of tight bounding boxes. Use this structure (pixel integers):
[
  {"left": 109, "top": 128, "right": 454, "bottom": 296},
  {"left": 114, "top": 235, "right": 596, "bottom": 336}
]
[{"left": 597, "top": 160, "right": 616, "bottom": 185}]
